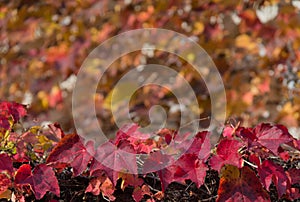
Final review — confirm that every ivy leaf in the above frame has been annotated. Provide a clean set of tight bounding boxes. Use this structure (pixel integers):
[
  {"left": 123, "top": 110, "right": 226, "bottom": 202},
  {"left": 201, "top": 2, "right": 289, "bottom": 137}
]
[
  {"left": 217, "top": 165, "right": 270, "bottom": 202},
  {"left": 253, "top": 123, "right": 293, "bottom": 155},
  {"left": 209, "top": 139, "right": 244, "bottom": 172},
  {"left": 85, "top": 175, "right": 115, "bottom": 201},
  {"left": 0, "top": 102, "right": 27, "bottom": 123},
  {"left": 186, "top": 131, "right": 211, "bottom": 161},
  {"left": 15, "top": 164, "right": 60, "bottom": 200},
  {"left": 0, "top": 115, "right": 10, "bottom": 130},
  {"left": 46, "top": 134, "right": 94, "bottom": 176},
  {"left": 118, "top": 172, "right": 144, "bottom": 190},
  {"left": 93, "top": 141, "right": 138, "bottom": 175},
  {"left": 132, "top": 185, "right": 151, "bottom": 202},
  {"left": 0, "top": 173, "right": 11, "bottom": 196},
  {"left": 45, "top": 123, "right": 65, "bottom": 141},
  {"left": 158, "top": 154, "right": 208, "bottom": 191},
  {"left": 257, "top": 160, "right": 289, "bottom": 197},
  {"left": 0, "top": 153, "right": 13, "bottom": 174},
  {"left": 286, "top": 168, "right": 300, "bottom": 185},
  {"left": 114, "top": 124, "right": 155, "bottom": 154}
]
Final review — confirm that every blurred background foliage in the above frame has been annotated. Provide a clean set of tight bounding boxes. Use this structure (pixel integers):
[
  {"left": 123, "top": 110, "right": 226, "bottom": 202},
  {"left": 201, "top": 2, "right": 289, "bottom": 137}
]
[{"left": 0, "top": 0, "right": 300, "bottom": 138}]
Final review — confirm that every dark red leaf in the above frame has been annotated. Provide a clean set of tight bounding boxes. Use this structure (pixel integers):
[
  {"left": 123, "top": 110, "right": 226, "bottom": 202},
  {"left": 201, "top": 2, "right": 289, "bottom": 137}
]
[
  {"left": 46, "top": 123, "right": 65, "bottom": 141},
  {"left": 217, "top": 165, "right": 270, "bottom": 202},
  {"left": 0, "top": 101, "right": 27, "bottom": 122},
  {"left": 95, "top": 141, "right": 137, "bottom": 173},
  {"left": 258, "top": 160, "right": 289, "bottom": 197},
  {"left": 186, "top": 131, "right": 211, "bottom": 161},
  {"left": 46, "top": 134, "right": 94, "bottom": 176},
  {"left": 0, "top": 115, "right": 10, "bottom": 130},
  {"left": 0, "top": 153, "right": 13, "bottom": 174},
  {"left": 0, "top": 173, "right": 11, "bottom": 195},
  {"left": 286, "top": 168, "right": 300, "bottom": 185},
  {"left": 253, "top": 123, "right": 293, "bottom": 155},
  {"left": 15, "top": 164, "right": 60, "bottom": 199},
  {"left": 158, "top": 154, "right": 208, "bottom": 191}
]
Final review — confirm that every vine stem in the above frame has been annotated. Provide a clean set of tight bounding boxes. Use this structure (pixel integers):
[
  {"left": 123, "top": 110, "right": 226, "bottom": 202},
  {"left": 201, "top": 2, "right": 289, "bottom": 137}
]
[{"left": 243, "top": 159, "right": 258, "bottom": 168}]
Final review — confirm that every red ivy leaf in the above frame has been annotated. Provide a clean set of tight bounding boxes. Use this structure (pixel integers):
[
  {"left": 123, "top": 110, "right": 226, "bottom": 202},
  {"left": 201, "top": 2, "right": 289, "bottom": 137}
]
[
  {"left": 217, "top": 165, "right": 270, "bottom": 202},
  {"left": 0, "top": 153, "right": 13, "bottom": 174},
  {"left": 119, "top": 172, "right": 144, "bottom": 190},
  {"left": 15, "top": 164, "right": 60, "bottom": 199},
  {"left": 258, "top": 160, "right": 289, "bottom": 197},
  {"left": 132, "top": 185, "right": 151, "bottom": 202},
  {"left": 93, "top": 141, "right": 138, "bottom": 175},
  {"left": 186, "top": 131, "right": 211, "bottom": 161},
  {"left": 142, "top": 150, "right": 174, "bottom": 174},
  {"left": 46, "top": 134, "right": 94, "bottom": 176},
  {"left": 0, "top": 101, "right": 27, "bottom": 122},
  {"left": 114, "top": 124, "right": 155, "bottom": 154},
  {"left": 0, "top": 173, "right": 11, "bottom": 195},
  {"left": 209, "top": 139, "right": 244, "bottom": 172},
  {"left": 85, "top": 175, "right": 115, "bottom": 201},
  {"left": 46, "top": 123, "right": 65, "bottom": 141},
  {"left": 158, "top": 154, "right": 208, "bottom": 191},
  {"left": 222, "top": 126, "right": 235, "bottom": 138},
  {"left": 253, "top": 123, "right": 293, "bottom": 155},
  {"left": 286, "top": 168, "right": 300, "bottom": 185},
  {"left": 0, "top": 115, "right": 10, "bottom": 130}
]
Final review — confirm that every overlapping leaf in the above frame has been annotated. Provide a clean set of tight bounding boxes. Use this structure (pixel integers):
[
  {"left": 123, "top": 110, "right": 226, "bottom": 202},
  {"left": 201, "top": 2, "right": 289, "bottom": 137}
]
[
  {"left": 158, "top": 154, "right": 208, "bottom": 191},
  {"left": 15, "top": 164, "right": 60, "bottom": 199},
  {"left": 46, "top": 134, "right": 94, "bottom": 176},
  {"left": 252, "top": 123, "right": 293, "bottom": 155},
  {"left": 217, "top": 165, "right": 270, "bottom": 202},
  {"left": 257, "top": 160, "right": 289, "bottom": 197}
]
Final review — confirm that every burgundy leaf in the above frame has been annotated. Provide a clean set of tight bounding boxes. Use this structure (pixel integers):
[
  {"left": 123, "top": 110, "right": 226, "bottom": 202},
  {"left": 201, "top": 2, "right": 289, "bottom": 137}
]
[
  {"left": 158, "top": 154, "right": 208, "bottom": 191},
  {"left": 253, "top": 123, "right": 293, "bottom": 155},
  {"left": 46, "top": 134, "right": 94, "bottom": 176},
  {"left": 258, "top": 160, "right": 289, "bottom": 197},
  {"left": 0, "top": 153, "right": 13, "bottom": 174},
  {"left": 0, "top": 101, "right": 27, "bottom": 122},
  {"left": 0, "top": 173, "right": 11, "bottom": 195},
  {"left": 217, "top": 165, "right": 270, "bottom": 202},
  {"left": 15, "top": 164, "right": 60, "bottom": 199}
]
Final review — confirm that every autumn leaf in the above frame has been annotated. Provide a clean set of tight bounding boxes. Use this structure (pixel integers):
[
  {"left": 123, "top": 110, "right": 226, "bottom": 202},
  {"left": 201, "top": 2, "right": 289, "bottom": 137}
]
[
  {"left": 253, "top": 123, "right": 293, "bottom": 155},
  {"left": 0, "top": 115, "right": 10, "bottom": 130},
  {"left": 132, "top": 185, "right": 151, "bottom": 202},
  {"left": 0, "top": 153, "right": 13, "bottom": 174},
  {"left": 44, "top": 122, "right": 65, "bottom": 141},
  {"left": 142, "top": 150, "right": 174, "bottom": 174},
  {"left": 185, "top": 131, "right": 211, "bottom": 161},
  {"left": 0, "top": 101, "right": 27, "bottom": 123},
  {"left": 286, "top": 168, "right": 300, "bottom": 185},
  {"left": 85, "top": 175, "right": 116, "bottom": 201},
  {"left": 217, "top": 165, "right": 270, "bottom": 202},
  {"left": 93, "top": 140, "right": 138, "bottom": 175},
  {"left": 158, "top": 154, "right": 208, "bottom": 191},
  {"left": 0, "top": 173, "right": 11, "bottom": 196},
  {"left": 257, "top": 160, "right": 289, "bottom": 197},
  {"left": 46, "top": 134, "right": 94, "bottom": 176},
  {"left": 15, "top": 164, "right": 60, "bottom": 200},
  {"left": 119, "top": 172, "right": 144, "bottom": 190},
  {"left": 209, "top": 139, "right": 244, "bottom": 172}
]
